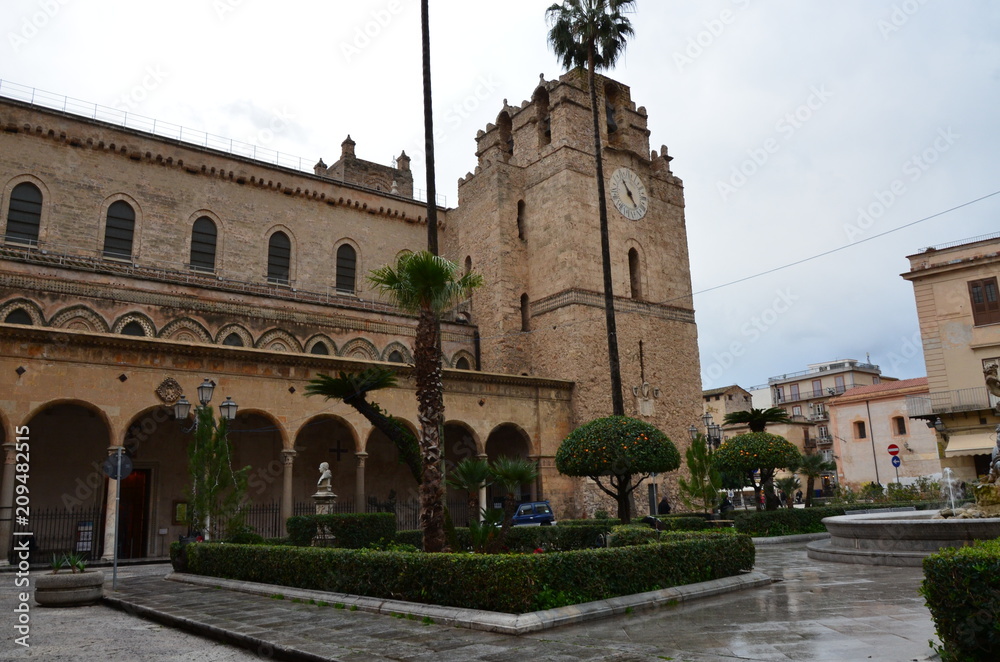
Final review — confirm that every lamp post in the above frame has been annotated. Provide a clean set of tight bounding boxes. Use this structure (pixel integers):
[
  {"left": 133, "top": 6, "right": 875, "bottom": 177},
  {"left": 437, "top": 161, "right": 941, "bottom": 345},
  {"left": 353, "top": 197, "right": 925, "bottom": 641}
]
[
  {"left": 172, "top": 379, "right": 239, "bottom": 539},
  {"left": 701, "top": 413, "right": 722, "bottom": 449}
]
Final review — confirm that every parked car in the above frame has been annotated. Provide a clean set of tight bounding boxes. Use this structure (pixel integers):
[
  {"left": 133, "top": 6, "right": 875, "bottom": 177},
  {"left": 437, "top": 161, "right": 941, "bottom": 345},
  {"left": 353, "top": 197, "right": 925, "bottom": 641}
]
[{"left": 511, "top": 501, "right": 557, "bottom": 526}]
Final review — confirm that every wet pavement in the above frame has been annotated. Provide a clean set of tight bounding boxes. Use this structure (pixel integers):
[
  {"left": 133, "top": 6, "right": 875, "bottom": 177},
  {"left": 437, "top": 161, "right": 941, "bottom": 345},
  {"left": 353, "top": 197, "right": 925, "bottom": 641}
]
[{"left": 0, "top": 542, "right": 941, "bottom": 661}]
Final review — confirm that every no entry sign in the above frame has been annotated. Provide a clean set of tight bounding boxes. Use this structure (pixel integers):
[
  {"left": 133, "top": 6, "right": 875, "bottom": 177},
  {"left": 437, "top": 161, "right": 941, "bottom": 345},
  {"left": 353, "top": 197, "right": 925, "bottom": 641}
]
[{"left": 887, "top": 444, "right": 900, "bottom": 456}]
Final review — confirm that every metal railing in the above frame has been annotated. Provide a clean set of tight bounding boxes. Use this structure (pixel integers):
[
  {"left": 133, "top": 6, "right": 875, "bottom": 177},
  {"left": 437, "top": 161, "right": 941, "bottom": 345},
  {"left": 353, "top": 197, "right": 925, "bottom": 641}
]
[
  {"left": 769, "top": 362, "right": 880, "bottom": 383},
  {"left": 8, "top": 506, "right": 104, "bottom": 563},
  {"left": 905, "top": 387, "right": 999, "bottom": 417},
  {"left": 919, "top": 231, "right": 1000, "bottom": 253},
  {"left": 0, "top": 79, "right": 446, "bottom": 206}
]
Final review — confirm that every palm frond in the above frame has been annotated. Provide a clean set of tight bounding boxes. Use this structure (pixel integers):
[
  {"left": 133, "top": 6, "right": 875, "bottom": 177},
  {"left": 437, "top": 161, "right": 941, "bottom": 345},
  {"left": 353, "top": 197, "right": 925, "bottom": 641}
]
[{"left": 304, "top": 367, "right": 398, "bottom": 402}]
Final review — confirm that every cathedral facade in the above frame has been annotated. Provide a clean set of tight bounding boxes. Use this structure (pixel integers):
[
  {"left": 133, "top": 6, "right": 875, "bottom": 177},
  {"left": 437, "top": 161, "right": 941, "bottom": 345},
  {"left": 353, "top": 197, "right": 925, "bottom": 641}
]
[{"left": 0, "top": 70, "right": 701, "bottom": 561}]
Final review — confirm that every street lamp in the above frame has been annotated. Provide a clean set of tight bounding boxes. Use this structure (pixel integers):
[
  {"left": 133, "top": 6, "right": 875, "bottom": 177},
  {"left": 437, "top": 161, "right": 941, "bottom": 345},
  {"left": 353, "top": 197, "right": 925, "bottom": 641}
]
[
  {"left": 688, "top": 424, "right": 698, "bottom": 441},
  {"left": 702, "top": 413, "right": 722, "bottom": 449},
  {"left": 172, "top": 379, "right": 238, "bottom": 429}
]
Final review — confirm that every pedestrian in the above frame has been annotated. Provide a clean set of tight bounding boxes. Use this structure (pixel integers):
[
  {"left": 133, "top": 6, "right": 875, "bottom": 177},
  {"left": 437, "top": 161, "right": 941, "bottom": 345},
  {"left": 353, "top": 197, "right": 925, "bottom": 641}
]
[
  {"left": 658, "top": 496, "right": 671, "bottom": 515},
  {"left": 779, "top": 489, "right": 788, "bottom": 508},
  {"left": 795, "top": 489, "right": 803, "bottom": 505}
]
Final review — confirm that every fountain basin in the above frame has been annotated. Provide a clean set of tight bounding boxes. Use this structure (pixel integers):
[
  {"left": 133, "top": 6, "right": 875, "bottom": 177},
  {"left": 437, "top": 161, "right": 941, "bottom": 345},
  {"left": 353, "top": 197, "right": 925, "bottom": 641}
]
[{"left": 806, "top": 510, "right": 1000, "bottom": 567}]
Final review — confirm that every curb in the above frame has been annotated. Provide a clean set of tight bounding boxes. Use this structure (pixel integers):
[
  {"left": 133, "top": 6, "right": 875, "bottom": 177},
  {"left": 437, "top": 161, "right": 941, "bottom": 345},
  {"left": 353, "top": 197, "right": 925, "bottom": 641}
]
[
  {"left": 752, "top": 532, "right": 831, "bottom": 545},
  {"left": 157, "top": 570, "right": 774, "bottom": 636}
]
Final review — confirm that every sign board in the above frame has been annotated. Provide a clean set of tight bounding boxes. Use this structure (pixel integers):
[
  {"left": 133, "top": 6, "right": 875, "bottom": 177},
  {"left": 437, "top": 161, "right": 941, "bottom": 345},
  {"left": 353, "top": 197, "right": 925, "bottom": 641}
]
[
  {"left": 101, "top": 453, "right": 133, "bottom": 480},
  {"left": 891, "top": 455, "right": 901, "bottom": 468},
  {"left": 887, "top": 444, "right": 900, "bottom": 456}
]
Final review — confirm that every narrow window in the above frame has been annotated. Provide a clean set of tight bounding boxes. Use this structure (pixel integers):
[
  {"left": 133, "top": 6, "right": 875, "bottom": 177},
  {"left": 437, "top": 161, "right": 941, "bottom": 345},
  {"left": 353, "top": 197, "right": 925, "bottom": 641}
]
[
  {"left": 811, "top": 379, "right": 822, "bottom": 398},
  {"left": 790, "top": 384, "right": 800, "bottom": 400},
  {"left": 464, "top": 255, "right": 472, "bottom": 275},
  {"left": 190, "top": 216, "right": 217, "bottom": 272},
  {"left": 223, "top": 333, "right": 244, "bottom": 347},
  {"left": 969, "top": 277, "right": 1000, "bottom": 326},
  {"left": 835, "top": 375, "right": 845, "bottom": 393},
  {"left": 387, "top": 350, "right": 404, "bottom": 363},
  {"left": 4, "top": 309, "right": 33, "bottom": 325},
  {"left": 121, "top": 321, "right": 145, "bottom": 336},
  {"left": 854, "top": 421, "right": 867, "bottom": 439},
  {"left": 520, "top": 293, "right": 530, "bottom": 332},
  {"left": 628, "top": 248, "right": 642, "bottom": 300},
  {"left": 498, "top": 112, "right": 513, "bottom": 158},
  {"left": 4, "top": 182, "right": 42, "bottom": 245},
  {"left": 310, "top": 342, "right": 329, "bottom": 355},
  {"left": 455, "top": 356, "right": 471, "bottom": 370},
  {"left": 103, "top": 201, "right": 135, "bottom": 259},
  {"left": 893, "top": 416, "right": 906, "bottom": 435},
  {"left": 335, "top": 244, "right": 357, "bottom": 293},
  {"left": 267, "top": 232, "right": 291, "bottom": 284},
  {"left": 774, "top": 386, "right": 784, "bottom": 403},
  {"left": 516, "top": 200, "right": 525, "bottom": 240},
  {"left": 534, "top": 87, "right": 551, "bottom": 147}
]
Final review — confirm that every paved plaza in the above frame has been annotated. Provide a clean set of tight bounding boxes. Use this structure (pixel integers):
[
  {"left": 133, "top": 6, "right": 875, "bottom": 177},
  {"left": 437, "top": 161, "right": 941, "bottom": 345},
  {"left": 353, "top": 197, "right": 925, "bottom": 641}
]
[{"left": 0, "top": 541, "right": 941, "bottom": 661}]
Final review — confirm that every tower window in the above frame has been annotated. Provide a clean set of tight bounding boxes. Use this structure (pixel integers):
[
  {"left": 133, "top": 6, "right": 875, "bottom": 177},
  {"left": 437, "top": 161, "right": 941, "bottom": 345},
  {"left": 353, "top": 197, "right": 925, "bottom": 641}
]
[
  {"left": 520, "top": 293, "right": 530, "bottom": 332},
  {"left": 190, "top": 216, "right": 217, "bottom": 272},
  {"left": 267, "top": 232, "right": 291, "bottom": 284},
  {"left": 516, "top": 200, "right": 525, "bottom": 240},
  {"left": 336, "top": 244, "right": 357, "bottom": 293},
  {"left": 628, "top": 248, "right": 642, "bottom": 300},
  {"left": 854, "top": 421, "right": 867, "bottom": 439},
  {"left": 893, "top": 416, "right": 906, "bottom": 435},
  {"left": 4, "top": 182, "right": 42, "bottom": 245},
  {"left": 103, "top": 201, "right": 135, "bottom": 259}
]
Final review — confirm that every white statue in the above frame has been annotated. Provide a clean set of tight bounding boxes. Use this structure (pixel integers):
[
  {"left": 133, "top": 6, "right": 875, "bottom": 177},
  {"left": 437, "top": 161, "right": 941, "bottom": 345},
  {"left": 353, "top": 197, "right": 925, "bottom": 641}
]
[{"left": 317, "top": 462, "right": 333, "bottom": 492}]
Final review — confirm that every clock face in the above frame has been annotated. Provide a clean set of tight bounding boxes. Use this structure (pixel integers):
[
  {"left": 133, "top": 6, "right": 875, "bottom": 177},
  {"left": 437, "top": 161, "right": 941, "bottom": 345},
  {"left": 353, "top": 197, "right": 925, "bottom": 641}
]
[{"left": 609, "top": 167, "right": 648, "bottom": 221}]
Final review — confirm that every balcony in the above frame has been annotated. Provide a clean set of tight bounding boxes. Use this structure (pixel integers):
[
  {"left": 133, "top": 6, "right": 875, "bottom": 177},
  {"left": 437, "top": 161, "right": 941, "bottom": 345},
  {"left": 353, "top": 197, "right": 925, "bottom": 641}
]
[
  {"left": 809, "top": 410, "right": 829, "bottom": 422},
  {"left": 774, "top": 384, "right": 856, "bottom": 404},
  {"left": 768, "top": 362, "right": 880, "bottom": 384},
  {"left": 816, "top": 435, "right": 834, "bottom": 446},
  {"left": 906, "top": 387, "right": 999, "bottom": 417}
]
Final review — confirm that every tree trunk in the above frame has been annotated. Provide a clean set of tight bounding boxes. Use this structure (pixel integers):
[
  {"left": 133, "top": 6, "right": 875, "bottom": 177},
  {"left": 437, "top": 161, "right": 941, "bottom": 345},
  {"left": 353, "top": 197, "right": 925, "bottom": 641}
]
[
  {"left": 762, "top": 471, "right": 779, "bottom": 511},
  {"left": 420, "top": 0, "right": 438, "bottom": 255},
  {"left": 805, "top": 476, "right": 815, "bottom": 508},
  {"left": 587, "top": 51, "right": 624, "bottom": 416},
  {"left": 615, "top": 473, "right": 633, "bottom": 523},
  {"left": 415, "top": 307, "right": 445, "bottom": 552}
]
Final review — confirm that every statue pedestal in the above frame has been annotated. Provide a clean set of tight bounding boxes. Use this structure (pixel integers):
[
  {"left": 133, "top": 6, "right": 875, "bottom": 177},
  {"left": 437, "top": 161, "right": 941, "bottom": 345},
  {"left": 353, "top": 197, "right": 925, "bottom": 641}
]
[
  {"left": 973, "top": 484, "right": 1000, "bottom": 517},
  {"left": 311, "top": 490, "right": 337, "bottom": 547}
]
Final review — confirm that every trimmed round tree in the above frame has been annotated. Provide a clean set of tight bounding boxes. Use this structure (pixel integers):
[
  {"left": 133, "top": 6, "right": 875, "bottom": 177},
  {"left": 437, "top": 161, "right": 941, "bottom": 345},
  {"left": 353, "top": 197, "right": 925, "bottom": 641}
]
[
  {"left": 712, "top": 432, "right": 801, "bottom": 511},
  {"left": 556, "top": 416, "right": 680, "bottom": 523}
]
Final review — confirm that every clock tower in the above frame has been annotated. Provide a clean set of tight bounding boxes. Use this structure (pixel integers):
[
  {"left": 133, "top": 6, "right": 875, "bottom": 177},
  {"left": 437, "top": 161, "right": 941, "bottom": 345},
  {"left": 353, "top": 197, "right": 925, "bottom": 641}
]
[{"left": 446, "top": 70, "right": 702, "bottom": 513}]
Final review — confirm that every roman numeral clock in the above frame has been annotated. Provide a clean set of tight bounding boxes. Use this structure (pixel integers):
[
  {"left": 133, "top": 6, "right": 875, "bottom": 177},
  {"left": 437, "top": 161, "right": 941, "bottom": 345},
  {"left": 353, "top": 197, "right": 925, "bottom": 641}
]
[{"left": 609, "top": 167, "right": 648, "bottom": 221}]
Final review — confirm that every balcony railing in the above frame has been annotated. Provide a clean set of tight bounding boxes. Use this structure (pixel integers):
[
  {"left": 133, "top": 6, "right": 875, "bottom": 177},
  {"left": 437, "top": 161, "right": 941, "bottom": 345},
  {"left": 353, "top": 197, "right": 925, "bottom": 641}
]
[
  {"left": 816, "top": 435, "right": 834, "bottom": 446},
  {"left": 769, "top": 362, "right": 880, "bottom": 383},
  {"left": 774, "top": 384, "right": 856, "bottom": 404},
  {"left": 905, "top": 387, "right": 999, "bottom": 417}
]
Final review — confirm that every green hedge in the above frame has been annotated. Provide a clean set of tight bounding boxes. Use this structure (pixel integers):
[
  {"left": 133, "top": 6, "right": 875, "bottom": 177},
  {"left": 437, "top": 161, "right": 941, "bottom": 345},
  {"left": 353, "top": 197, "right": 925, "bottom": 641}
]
[
  {"left": 182, "top": 531, "right": 754, "bottom": 613},
  {"left": 286, "top": 513, "right": 396, "bottom": 548},
  {"left": 397, "top": 523, "right": 614, "bottom": 551},
  {"left": 921, "top": 539, "right": 1000, "bottom": 661}
]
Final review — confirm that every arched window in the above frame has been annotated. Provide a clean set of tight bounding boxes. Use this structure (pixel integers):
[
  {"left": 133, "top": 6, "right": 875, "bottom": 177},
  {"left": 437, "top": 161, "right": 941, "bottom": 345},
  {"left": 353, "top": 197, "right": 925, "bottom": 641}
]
[
  {"left": 310, "top": 342, "right": 329, "bottom": 355},
  {"left": 223, "top": 333, "right": 244, "bottom": 347},
  {"left": 455, "top": 356, "right": 471, "bottom": 370},
  {"left": 121, "top": 321, "right": 145, "bottom": 336},
  {"left": 464, "top": 255, "right": 472, "bottom": 275},
  {"left": 4, "top": 309, "right": 33, "bottom": 325},
  {"left": 103, "top": 201, "right": 135, "bottom": 259},
  {"left": 4, "top": 182, "right": 42, "bottom": 245},
  {"left": 190, "top": 216, "right": 217, "bottom": 272},
  {"left": 628, "top": 248, "right": 642, "bottom": 300},
  {"left": 534, "top": 87, "right": 551, "bottom": 147},
  {"left": 336, "top": 244, "right": 357, "bottom": 293},
  {"left": 387, "top": 350, "right": 404, "bottom": 363},
  {"left": 516, "top": 200, "right": 525, "bottom": 240},
  {"left": 520, "top": 293, "right": 530, "bottom": 332},
  {"left": 267, "top": 232, "right": 291, "bottom": 284},
  {"left": 497, "top": 111, "right": 513, "bottom": 158}
]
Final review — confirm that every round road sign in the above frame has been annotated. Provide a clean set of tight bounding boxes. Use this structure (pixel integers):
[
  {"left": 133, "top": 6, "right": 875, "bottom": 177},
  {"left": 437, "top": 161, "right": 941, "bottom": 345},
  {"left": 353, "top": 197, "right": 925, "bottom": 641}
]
[
  {"left": 102, "top": 453, "right": 133, "bottom": 480},
  {"left": 887, "top": 444, "right": 900, "bottom": 456},
  {"left": 891, "top": 456, "right": 902, "bottom": 468}
]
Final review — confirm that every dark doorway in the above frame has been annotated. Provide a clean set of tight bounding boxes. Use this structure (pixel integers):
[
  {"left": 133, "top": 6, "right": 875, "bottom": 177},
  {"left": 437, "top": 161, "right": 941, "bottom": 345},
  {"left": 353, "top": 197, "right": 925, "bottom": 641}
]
[{"left": 117, "top": 469, "right": 150, "bottom": 559}]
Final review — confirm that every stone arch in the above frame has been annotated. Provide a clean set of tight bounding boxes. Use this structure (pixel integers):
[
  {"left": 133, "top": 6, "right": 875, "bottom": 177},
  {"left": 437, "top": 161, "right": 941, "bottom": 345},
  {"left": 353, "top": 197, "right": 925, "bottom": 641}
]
[
  {"left": 533, "top": 85, "right": 551, "bottom": 147},
  {"left": 443, "top": 420, "right": 485, "bottom": 525},
  {"left": 304, "top": 334, "right": 337, "bottom": 356},
  {"left": 496, "top": 110, "right": 513, "bottom": 161},
  {"left": 158, "top": 318, "right": 213, "bottom": 344},
  {"left": 364, "top": 421, "right": 419, "bottom": 520},
  {"left": 339, "top": 337, "right": 379, "bottom": 361},
  {"left": 255, "top": 328, "right": 303, "bottom": 353},
  {"left": 111, "top": 312, "right": 156, "bottom": 337},
  {"left": 228, "top": 408, "right": 288, "bottom": 506},
  {"left": 0, "top": 297, "right": 45, "bottom": 326},
  {"left": 381, "top": 341, "right": 412, "bottom": 364},
  {"left": 293, "top": 414, "right": 360, "bottom": 506},
  {"left": 450, "top": 350, "right": 476, "bottom": 371},
  {"left": 49, "top": 304, "right": 110, "bottom": 333},
  {"left": 98, "top": 192, "right": 143, "bottom": 260},
  {"left": 3, "top": 173, "right": 51, "bottom": 246},
  {"left": 485, "top": 422, "right": 535, "bottom": 506},
  {"left": 215, "top": 324, "right": 253, "bottom": 348}
]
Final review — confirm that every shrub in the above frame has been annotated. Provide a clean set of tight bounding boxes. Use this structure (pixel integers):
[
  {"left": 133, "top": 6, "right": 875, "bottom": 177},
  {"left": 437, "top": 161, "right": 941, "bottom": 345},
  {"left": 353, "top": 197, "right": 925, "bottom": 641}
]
[
  {"left": 182, "top": 532, "right": 754, "bottom": 613},
  {"left": 397, "top": 524, "right": 615, "bottom": 552},
  {"left": 921, "top": 538, "right": 1000, "bottom": 661},
  {"left": 609, "top": 525, "right": 659, "bottom": 547},
  {"left": 734, "top": 502, "right": 954, "bottom": 537},
  {"left": 285, "top": 513, "right": 395, "bottom": 548}
]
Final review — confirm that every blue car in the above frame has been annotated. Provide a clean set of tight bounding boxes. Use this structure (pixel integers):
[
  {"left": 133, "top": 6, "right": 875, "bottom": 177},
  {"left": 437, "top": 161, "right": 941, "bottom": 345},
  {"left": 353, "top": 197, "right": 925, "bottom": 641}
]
[{"left": 511, "top": 501, "right": 557, "bottom": 526}]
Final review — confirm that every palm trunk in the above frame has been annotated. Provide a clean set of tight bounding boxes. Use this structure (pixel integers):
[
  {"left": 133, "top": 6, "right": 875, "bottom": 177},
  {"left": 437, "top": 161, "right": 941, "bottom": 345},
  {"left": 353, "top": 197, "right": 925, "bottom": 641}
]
[
  {"left": 805, "top": 476, "right": 815, "bottom": 508},
  {"left": 588, "top": 52, "right": 624, "bottom": 416},
  {"left": 420, "top": 0, "right": 438, "bottom": 255},
  {"left": 415, "top": 307, "right": 445, "bottom": 552}
]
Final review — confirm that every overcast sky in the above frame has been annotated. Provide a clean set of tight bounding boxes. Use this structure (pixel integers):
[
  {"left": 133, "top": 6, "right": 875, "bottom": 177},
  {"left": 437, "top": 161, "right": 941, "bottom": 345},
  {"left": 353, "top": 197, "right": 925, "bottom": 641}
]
[{"left": 3, "top": 0, "right": 998, "bottom": 393}]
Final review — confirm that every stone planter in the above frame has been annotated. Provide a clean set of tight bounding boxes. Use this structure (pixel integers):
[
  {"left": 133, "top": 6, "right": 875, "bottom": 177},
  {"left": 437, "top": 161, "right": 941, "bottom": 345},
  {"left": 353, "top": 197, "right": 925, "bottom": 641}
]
[{"left": 34, "top": 570, "right": 105, "bottom": 607}]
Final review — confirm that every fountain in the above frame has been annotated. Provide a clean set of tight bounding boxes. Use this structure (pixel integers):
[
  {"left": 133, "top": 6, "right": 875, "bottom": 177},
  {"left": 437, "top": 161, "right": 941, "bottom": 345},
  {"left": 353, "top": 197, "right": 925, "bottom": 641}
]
[{"left": 941, "top": 467, "right": 957, "bottom": 512}]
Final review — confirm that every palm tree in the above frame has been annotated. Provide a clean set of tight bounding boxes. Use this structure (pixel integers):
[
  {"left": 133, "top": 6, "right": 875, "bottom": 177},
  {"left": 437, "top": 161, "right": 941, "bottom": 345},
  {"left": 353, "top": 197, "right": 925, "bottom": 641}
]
[
  {"left": 723, "top": 407, "right": 793, "bottom": 433},
  {"left": 420, "top": 0, "right": 439, "bottom": 254},
  {"left": 304, "top": 367, "right": 422, "bottom": 484},
  {"left": 774, "top": 475, "right": 801, "bottom": 507},
  {"left": 797, "top": 453, "right": 837, "bottom": 507},
  {"left": 446, "top": 457, "right": 492, "bottom": 526},
  {"left": 546, "top": 0, "right": 636, "bottom": 416},
  {"left": 370, "top": 251, "right": 483, "bottom": 552},
  {"left": 489, "top": 455, "right": 539, "bottom": 547}
]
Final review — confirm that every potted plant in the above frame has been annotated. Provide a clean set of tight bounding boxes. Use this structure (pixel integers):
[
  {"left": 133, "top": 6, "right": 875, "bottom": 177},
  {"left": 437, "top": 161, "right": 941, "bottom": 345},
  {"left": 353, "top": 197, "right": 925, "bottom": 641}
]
[{"left": 34, "top": 553, "right": 105, "bottom": 607}]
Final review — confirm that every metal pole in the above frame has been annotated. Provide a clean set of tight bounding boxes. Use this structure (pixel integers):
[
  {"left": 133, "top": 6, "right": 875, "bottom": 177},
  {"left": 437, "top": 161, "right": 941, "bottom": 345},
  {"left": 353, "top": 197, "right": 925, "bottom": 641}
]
[
  {"left": 865, "top": 400, "right": 880, "bottom": 486},
  {"left": 112, "top": 447, "right": 122, "bottom": 590}
]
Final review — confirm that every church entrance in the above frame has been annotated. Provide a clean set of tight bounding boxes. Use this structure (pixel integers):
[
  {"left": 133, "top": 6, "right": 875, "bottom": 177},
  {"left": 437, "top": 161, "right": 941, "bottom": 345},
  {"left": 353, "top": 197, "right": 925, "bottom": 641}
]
[{"left": 117, "top": 468, "right": 150, "bottom": 559}]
